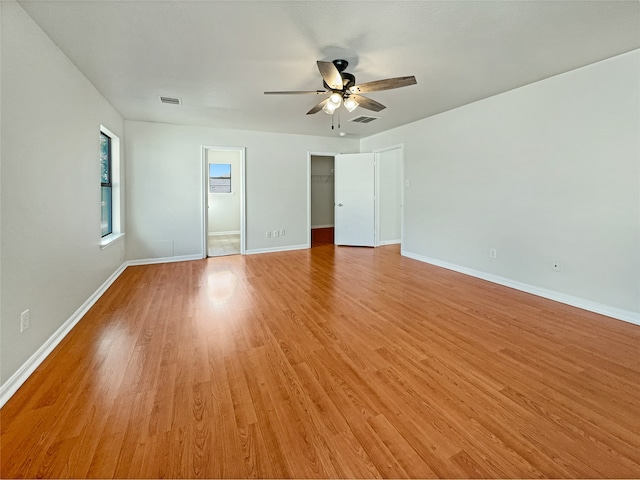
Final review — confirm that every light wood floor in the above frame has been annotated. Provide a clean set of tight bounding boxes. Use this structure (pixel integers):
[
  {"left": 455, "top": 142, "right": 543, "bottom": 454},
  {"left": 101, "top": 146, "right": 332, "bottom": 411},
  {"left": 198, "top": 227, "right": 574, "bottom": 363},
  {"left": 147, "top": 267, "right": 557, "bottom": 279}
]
[
  {"left": 208, "top": 234, "right": 241, "bottom": 257},
  {"left": 2, "top": 244, "right": 639, "bottom": 478}
]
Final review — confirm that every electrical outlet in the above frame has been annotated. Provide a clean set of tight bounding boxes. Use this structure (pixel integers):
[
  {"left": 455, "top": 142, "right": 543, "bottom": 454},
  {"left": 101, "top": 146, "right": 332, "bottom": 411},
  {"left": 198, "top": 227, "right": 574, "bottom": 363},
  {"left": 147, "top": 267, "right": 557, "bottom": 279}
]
[
  {"left": 266, "top": 231, "right": 271, "bottom": 238},
  {"left": 20, "top": 310, "right": 30, "bottom": 333},
  {"left": 552, "top": 260, "right": 562, "bottom": 272},
  {"left": 489, "top": 248, "right": 497, "bottom": 259},
  {"left": 280, "top": 229, "right": 285, "bottom": 236},
  {"left": 273, "top": 230, "right": 279, "bottom": 238}
]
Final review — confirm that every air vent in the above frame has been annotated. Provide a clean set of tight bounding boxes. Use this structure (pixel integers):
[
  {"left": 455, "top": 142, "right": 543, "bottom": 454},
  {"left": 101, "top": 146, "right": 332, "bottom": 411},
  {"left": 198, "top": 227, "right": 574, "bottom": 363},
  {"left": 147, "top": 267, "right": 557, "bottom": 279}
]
[
  {"left": 349, "top": 115, "right": 379, "bottom": 124},
  {"left": 159, "top": 96, "right": 181, "bottom": 105}
]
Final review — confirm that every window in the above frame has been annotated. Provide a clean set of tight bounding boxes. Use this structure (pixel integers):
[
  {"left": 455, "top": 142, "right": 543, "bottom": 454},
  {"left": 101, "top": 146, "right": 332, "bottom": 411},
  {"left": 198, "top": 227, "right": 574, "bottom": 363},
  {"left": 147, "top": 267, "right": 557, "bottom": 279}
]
[
  {"left": 99, "top": 125, "right": 123, "bottom": 248},
  {"left": 100, "top": 132, "right": 112, "bottom": 237},
  {"left": 209, "top": 163, "right": 232, "bottom": 194}
]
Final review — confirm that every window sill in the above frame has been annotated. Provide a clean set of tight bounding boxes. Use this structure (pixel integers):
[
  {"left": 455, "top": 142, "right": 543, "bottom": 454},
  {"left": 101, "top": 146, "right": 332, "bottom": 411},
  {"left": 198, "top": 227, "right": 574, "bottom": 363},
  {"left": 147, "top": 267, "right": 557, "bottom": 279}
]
[{"left": 100, "top": 232, "right": 125, "bottom": 250}]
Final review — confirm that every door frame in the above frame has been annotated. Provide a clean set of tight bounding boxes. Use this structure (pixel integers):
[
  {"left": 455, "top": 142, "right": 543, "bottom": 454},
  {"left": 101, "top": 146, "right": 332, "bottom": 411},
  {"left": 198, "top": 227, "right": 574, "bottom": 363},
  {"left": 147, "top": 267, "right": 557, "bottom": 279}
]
[
  {"left": 306, "top": 151, "right": 339, "bottom": 248},
  {"left": 201, "top": 145, "right": 246, "bottom": 257},
  {"left": 374, "top": 144, "right": 405, "bottom": 247}
]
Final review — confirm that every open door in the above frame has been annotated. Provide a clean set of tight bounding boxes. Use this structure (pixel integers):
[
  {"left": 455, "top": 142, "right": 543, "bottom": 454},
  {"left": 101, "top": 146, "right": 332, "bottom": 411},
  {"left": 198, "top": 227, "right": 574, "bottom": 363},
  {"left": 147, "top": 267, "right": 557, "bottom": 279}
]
[
  {"left": 334, "top": 153, "right": 375, "bottom": 246},
  {"left": 202, "top": 146, "right": 246, "bottom": 258}
]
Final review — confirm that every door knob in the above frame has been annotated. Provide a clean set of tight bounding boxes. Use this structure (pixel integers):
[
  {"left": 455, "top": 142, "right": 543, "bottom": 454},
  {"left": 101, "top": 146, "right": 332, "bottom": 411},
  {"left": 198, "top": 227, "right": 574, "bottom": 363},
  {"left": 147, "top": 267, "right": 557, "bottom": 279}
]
[{"left": 338, "top": 203, "right": 343, "bottom": 207}]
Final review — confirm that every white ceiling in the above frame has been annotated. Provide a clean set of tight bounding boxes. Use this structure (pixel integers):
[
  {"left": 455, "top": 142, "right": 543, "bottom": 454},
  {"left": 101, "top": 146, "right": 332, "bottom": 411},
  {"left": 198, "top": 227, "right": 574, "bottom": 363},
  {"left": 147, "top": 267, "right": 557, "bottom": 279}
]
[{"left": 18, "top": 0, "right": 640, "bottom": 139}]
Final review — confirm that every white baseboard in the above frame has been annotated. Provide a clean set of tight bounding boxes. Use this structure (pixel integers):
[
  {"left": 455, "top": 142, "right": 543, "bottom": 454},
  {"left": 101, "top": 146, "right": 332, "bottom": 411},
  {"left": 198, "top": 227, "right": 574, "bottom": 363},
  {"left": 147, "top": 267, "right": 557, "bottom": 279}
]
[
  {"left": 208, "top": 231, "right": 240, "bottom": 237},
  {"left": 126, "top": 254, "right": 203, "bottom": 266},
  {"left": 0, "top": 262, "right": 128, "bottom": 408},
  {"left": 245, "top": 244, "right": 308, "bottom": 255},
  {"left": 380, "top": 239, "right": 401, "bottom": 246},
  {"left": 402, "top": 250, "right": 640, "bottom": 327},
  {"left": 311, "top": 224, "right": 334, "bottom": 229}
]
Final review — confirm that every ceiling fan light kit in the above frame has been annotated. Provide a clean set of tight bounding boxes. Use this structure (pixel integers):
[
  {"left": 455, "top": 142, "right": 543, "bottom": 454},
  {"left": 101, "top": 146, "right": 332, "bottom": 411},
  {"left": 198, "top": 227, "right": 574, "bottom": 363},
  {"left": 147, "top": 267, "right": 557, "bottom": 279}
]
[
  {"left": 265, "top": 59, "right": 416, "bottom": 120},
  {"left": 343, "top": 96, "right": 359, "bottom": 112},
  {"left": 329, "top": 92, "right": 342, "bottom": 105},
  {"left": 322, "top": 101, "right": 338, "bottom": 115}
]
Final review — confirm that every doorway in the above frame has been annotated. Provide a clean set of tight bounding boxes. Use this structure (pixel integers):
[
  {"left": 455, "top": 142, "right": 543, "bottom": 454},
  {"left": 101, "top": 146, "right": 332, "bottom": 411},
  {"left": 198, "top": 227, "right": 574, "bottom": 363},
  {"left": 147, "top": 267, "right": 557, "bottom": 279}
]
[
  {"left": 306, "top": 148, "right": 402, "bottom": 249},
  {"left": 309, "top": 154, "right": 335, "bottom": 247},
  {"left": 203, "top": 146, "right": 246, "bottom": 257}
]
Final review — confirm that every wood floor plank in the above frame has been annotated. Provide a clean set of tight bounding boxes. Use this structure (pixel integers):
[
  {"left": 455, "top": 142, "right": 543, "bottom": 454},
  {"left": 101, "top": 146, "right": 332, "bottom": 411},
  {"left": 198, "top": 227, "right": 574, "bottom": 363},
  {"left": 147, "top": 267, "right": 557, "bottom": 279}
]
[
  {"left": 368, "top": 413, "right": 438, "bottom": 478},
  {"left": 2, "top": 244, "right": 640, "bottom": 478}
]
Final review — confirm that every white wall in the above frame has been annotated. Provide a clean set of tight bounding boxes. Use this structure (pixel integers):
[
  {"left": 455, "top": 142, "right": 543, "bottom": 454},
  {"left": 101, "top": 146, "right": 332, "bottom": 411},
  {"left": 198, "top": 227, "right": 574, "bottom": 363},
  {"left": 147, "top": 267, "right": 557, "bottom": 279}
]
[
  {"left": 1, "top": 1, "right": 126, "bottom": 384},
  {"left": 310, "top": 155, "right": 335, "bottom": 228},
  {"left": 125, "top": 121, "right": 358, "bottom": 259},
  {"left": 361, "top": 50, "right": 640, "bottom": 317},
  {"left": 207, "top": 149, "right": 241, "bottom": 234},
  {"left": 377, "top": 147, "right": 402, "bottom": 244}
]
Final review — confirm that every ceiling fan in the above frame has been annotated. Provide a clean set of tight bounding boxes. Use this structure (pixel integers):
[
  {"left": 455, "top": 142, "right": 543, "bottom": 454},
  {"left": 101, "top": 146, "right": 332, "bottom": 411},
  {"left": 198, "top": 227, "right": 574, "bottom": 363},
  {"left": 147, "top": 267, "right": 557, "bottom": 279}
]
[{"left": 264, "top": 59, "right": 417, "bottom": 115}]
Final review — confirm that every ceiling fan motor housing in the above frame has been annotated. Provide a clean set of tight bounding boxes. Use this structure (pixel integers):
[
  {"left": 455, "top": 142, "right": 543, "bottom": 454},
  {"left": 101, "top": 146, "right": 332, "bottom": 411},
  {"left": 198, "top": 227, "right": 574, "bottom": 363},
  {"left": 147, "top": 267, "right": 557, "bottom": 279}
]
[
  {"left": 332, "top": 59, "right": 349, "bottom": 72},
  {"left": 323, "top": 60, "right": 355, "bottom": 92}
]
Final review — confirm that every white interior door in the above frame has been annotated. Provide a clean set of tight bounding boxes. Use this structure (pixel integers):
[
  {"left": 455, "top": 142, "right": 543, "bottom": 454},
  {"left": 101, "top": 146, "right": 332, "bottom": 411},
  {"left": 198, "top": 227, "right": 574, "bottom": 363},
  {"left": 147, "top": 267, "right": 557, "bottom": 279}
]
[{"left": 334, "top": 153, "right": 375, "bottom": 246}]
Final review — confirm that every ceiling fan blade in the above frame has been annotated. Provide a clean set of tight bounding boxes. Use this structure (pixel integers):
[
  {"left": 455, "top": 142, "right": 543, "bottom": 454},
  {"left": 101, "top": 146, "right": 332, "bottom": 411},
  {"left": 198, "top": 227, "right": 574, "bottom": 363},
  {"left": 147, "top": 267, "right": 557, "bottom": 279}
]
[
  {"left": 349, "top": 76, "right": 417, "bottom": 94},
  {"left": 317, "top": 61, "right": 343, "bottom": 90},
  {"left": 264, "top": 90, "right": 327, "bottom": 95},
  {"left": 351, "top": 95, "right": 386, "bottom": 112},
  {"left": 306, "top": 98, "right": 329, "bottom": 115}
]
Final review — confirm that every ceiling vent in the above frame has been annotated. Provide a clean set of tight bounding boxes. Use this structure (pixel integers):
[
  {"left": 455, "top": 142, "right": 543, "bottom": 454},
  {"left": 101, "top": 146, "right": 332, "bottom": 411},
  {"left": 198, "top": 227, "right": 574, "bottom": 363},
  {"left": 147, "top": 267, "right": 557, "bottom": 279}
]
[
  {"left": 349, "top": 115, "right": 379, "bottom": 124},
  {"left": 159, "top": 96, "right": 181, "bottom": 105}
]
